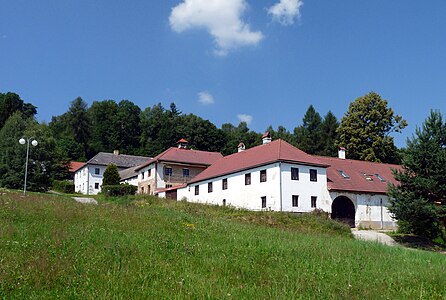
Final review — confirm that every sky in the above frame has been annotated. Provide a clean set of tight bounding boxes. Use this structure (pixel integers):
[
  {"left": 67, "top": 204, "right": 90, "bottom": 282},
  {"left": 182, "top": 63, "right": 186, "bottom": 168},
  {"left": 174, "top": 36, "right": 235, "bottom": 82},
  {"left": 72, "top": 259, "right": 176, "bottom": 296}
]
[{"left": 1, "top": 0, "right": 445, "bottom": 148}]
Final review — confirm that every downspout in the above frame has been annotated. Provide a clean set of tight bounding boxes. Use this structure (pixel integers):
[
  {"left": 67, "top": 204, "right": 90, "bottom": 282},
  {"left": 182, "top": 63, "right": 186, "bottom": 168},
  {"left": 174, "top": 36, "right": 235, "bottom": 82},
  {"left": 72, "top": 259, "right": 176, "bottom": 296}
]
[
  {"left": 155, "top": 163, "right": 158, "bottom": 190},
  {"left": 86, "top": 166, "right": 90, "bottom": 195},
  {"left": 380, "top": 198, "right": 383, "bottom": 230},
  {"left": 279, "top": 162, "right": 283, "bottom": 212}
]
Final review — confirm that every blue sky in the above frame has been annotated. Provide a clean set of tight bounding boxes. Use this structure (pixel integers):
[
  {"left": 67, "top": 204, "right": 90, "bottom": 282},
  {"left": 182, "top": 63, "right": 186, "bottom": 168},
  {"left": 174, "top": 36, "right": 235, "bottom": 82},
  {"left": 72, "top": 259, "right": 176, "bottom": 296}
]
[{"left": 1, "top": 1, "right": 445, "bottom": 147}]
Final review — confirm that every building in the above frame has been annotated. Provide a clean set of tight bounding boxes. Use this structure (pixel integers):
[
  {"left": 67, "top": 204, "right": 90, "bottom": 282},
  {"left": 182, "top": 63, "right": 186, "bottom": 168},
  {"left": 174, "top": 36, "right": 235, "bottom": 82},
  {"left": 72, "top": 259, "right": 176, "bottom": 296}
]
[
  {"left": 67, "top": 161, "right": 85, "bottom": 180},
  {"left": 74, "top": 151, "right": 150, "bottom": 195},
  {"left": 162, "top": 134, "right": 400, "bottom": 229},
  {"left": 134, "top": 139, "right": 223, "bottom": 195}
]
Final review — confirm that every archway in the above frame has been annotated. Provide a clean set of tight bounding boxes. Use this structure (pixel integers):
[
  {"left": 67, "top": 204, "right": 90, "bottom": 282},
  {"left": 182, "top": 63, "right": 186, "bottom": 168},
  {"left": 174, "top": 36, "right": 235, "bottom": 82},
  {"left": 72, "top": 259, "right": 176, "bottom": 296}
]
[{"left": 332, "top": 196, "right": 356, "bottom": 228}]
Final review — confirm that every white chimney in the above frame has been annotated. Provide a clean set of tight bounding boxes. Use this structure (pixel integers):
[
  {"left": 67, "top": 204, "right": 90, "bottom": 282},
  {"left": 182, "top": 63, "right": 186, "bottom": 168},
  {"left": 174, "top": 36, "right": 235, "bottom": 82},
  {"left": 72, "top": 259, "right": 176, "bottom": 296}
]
[
  {"left": 262, "top": 132, "right": 272, "bottom": 144},
  {"left": 177, "top": 138, "right": 188, "bottom": 149},
  {"left": 338, "top": 147, "right": 346, "bottom": 159},
  {"left": 238, "top": 142, "right": 246, "bottom": 152},
  {"left": 113, "top": 150, "right": 119, "bottom": 155}
]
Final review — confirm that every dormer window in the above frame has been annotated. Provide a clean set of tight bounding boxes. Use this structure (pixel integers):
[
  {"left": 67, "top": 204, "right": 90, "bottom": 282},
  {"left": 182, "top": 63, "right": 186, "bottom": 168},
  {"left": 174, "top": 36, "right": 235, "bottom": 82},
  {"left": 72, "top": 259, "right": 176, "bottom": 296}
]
[
  {"left": 361, "top": 172, "right": 373, "bottom": 181},
  {"left": 338, "top": 170, "right": 350, "bottom": 179}
]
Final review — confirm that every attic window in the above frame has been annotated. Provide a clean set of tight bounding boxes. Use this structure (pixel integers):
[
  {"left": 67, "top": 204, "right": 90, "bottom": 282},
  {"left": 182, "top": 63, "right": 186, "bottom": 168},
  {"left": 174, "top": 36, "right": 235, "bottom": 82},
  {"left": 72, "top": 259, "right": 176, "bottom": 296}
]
[
  {"left": 337, "top": 170, "right": 350, "bottom": 179},
  {"left": 375, "top": 174, "right": 386, "bottom": 182}
]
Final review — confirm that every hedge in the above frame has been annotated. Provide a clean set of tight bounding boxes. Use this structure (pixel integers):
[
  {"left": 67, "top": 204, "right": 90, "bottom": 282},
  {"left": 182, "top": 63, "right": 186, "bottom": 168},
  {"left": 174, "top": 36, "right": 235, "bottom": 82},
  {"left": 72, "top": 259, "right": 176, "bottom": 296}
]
[
  {"left": 52, "top": 180, "right": 75, "bottom": 194},
  {"left": 101, "top": 184, "right": 137, "bottom": 196}
]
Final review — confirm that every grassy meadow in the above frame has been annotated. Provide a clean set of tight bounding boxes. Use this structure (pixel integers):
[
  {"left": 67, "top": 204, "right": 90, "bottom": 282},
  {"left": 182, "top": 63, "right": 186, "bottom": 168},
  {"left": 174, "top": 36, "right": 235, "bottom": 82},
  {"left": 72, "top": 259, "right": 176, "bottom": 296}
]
[{"left": 0, "top": 190, "right": 445, "bottom": 299}]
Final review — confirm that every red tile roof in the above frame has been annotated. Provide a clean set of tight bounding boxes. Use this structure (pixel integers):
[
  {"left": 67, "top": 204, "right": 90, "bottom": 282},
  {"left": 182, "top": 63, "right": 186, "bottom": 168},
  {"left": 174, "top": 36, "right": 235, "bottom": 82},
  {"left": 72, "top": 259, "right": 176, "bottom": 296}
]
[
  {"left": 315, "top": 156, "right": 402, "bottom": 194},
  {"left": 188, "top": 139, "right": 328, "bottom": 184},
  {"left": 135, "top": 148, "right": 223, "bottom": 171},
  {"left": 68, "top": 161, "right": 85, "bottom": 172},
  {"left": 155, "top": 184, "right": 187, "bottom": 194}
]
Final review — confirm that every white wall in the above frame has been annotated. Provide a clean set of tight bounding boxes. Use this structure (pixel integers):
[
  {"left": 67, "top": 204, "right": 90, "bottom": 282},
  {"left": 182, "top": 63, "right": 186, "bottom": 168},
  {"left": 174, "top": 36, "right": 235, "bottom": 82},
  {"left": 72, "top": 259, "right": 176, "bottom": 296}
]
[
  {"left": 329, "top": 191, "right": 396, "bottom": 229},
  {"left": 74, "top": 164, "right": 106, "bottom": 195},
  {"left": 178, "top": 163, "right": 282, "bottom": 211},
  {"left": 122, "top": 176, "right": 138, "bottom": 186},
  {"left": 280, "top": 163, "right": 331, "bottom": 213}
]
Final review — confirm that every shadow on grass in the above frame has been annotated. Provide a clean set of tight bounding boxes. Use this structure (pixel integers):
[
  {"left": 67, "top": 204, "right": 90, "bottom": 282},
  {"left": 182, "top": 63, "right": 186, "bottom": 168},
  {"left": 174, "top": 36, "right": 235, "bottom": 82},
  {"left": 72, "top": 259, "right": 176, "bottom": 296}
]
[{"left": 390, "top": 234, "right": 446, "bottom": 253}]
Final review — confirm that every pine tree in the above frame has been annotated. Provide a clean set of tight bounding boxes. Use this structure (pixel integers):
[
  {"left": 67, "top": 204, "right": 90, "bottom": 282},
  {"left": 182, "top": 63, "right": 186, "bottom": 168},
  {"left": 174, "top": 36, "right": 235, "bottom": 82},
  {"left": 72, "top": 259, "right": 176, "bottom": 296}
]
[
  {"left": 294, "top": 105, "right": 324, "bottom": 154},
  {"left": 388, "top": 110, "right": 446, "bottom": 241},
  {"left": 320, "top": 111, "right": 339, "bottom": 157}
]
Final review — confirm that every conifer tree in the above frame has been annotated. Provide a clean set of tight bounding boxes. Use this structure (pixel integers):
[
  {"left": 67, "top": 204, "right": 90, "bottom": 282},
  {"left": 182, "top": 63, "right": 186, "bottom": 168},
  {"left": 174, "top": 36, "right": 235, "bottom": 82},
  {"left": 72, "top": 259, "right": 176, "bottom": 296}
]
[
  {"left": 102, "top": 164, "right": 120, "bottom": 186},
  {"left": 388, "top": 110, "right": 446, "bottom": 241},
  {"left": 294, "top": 105, "right": 324, "bottom": 154}
]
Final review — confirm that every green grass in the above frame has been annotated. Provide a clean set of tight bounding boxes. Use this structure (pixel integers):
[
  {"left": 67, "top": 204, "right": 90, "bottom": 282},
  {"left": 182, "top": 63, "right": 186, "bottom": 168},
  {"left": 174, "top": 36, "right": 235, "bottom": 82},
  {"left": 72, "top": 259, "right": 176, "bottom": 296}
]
[{"left": 1, "top": 191, "right": 445, "bottom": 299}]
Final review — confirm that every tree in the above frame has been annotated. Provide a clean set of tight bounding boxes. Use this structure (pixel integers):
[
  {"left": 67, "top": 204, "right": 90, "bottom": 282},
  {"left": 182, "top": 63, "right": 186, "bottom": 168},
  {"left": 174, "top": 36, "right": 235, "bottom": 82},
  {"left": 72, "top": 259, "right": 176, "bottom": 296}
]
[
  {"left": 114, "top": 100, "right": 141, "bottom": 154},
  {"left": 89, "top": 100, "right": 119, "bottom": 154},
  {"left": 320, "top": 111, "right": 339, "bottom": 157},
  {"left": 294, "top": 105, "right": 324, "bottom": 155},
  {"left": 388, "top": 110, "right": 446, "bottom": 241},
  {"left": 336, "top": 92, "right": 407, "bottom": 163},
  {"left": 0, "top": 112, "right": 64, "bottom": 191},
  {"left": 0, "top": 92, "right": 37, "bottom": 128},
  {"left": 221, "top": 122, "right": 262, "bottom": 155},
  {"left": 102, "top": 164, "right": 120, "bottom": 186},
  {"left": 266, "top": 125, "right": 295, "bottom": 145}
]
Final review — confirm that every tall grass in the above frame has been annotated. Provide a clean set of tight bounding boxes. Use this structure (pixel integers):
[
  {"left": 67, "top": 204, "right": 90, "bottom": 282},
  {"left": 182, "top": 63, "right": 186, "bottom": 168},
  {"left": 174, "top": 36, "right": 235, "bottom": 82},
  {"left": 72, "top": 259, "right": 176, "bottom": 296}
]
[{"left": 1, "top": 191, "right": 445, "bottom": 299}]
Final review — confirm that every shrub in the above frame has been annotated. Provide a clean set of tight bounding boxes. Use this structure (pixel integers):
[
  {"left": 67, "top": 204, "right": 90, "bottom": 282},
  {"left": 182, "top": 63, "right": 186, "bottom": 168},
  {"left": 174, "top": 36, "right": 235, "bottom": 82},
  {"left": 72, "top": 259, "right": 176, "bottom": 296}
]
[
  {"left": 52, "top": 180, "right": 75, "bottom": 194},
  {"left": 103, "top": 164, "right": 120, "bottom": 186},
  {"left": 102, "top": 184, "right": 137, "bottom": 196}
]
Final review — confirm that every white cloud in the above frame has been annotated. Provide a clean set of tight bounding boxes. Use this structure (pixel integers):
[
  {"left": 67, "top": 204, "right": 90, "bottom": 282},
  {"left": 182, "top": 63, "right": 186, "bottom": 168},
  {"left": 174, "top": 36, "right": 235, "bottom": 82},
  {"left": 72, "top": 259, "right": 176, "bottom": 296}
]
[
  {"left": 268, "top": 0, "right": 303, "bottom": 26},
  {"left": 169, "top": 0, "right": 264, "bottom": 56},
  {"left": 237, "top": 114, "right": 253, "bottom": 125},
  {"left": 198, "top": 91, "right": 215, "bottom": 105}
]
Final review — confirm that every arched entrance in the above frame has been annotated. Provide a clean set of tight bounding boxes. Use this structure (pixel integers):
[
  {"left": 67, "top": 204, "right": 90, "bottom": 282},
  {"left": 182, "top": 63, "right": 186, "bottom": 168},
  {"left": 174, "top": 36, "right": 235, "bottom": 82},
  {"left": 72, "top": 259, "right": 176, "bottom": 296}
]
[{"left": 332, "top": 196, "right": 356, "bottom": 228}]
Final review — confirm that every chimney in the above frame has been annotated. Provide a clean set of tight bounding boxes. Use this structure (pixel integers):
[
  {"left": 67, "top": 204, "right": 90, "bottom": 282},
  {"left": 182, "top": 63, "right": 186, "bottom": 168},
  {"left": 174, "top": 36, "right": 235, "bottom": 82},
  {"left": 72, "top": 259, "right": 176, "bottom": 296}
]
[
  {"left": 238, "top": 142, "right": 246, "bottom": 152},
  {"left": 338, "top": 147, "right": 346, "bottom": 159},
  {"left": 262, "top": 131, "right": 272, "bottom": 144},
  {"left": 177, "top": 138, "right": 188, "bottom": 149},
  {"left": 113, "top": 150, "right": 120, "bottom": 155}
]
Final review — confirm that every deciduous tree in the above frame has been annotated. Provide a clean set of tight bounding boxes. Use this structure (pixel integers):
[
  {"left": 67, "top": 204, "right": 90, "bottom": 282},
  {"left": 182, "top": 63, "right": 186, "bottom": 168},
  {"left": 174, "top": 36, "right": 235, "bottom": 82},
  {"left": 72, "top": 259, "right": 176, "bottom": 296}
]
[{"left": 336, "top": 92, "right": 407, "bottom": 163}]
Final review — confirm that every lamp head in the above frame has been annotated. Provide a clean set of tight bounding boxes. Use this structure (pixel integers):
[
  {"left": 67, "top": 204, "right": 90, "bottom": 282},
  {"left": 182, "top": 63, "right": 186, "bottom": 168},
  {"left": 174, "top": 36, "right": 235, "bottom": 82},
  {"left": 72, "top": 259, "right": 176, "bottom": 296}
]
[
  {"left": 31, "top": 140, "right": 38, "bottom": 147},
  {"left": 19, "top": 138, "right": 26, "bottom": 145}
]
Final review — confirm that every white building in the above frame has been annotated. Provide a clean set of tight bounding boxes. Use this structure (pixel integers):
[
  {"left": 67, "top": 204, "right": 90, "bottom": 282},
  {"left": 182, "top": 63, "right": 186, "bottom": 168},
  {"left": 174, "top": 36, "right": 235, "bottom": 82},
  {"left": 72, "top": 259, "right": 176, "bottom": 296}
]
[
  {"left": 133, "top": 139, "right": 223, "bottom": 195},
  {"left": 161, "top": 135, "right": 400, "bottom": 229},
  {"left": 74, "top": 151, "right": 149, "bottom": 195}
]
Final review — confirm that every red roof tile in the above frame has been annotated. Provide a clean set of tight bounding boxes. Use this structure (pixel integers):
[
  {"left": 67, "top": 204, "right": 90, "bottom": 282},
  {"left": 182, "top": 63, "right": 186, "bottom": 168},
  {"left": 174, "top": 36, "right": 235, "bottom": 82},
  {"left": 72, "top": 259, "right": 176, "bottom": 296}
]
[
  {"left": 189, "top": 139, "right": 327, "bottom": 184},
  {"left": 68, "top": 161, "right": 85, "bottom": 172},
  {"left": 315, "top": 156, "right": 402, "bottom": 194},
  {"left": 135, "top": 148, "right": 223, "bottom": 171}
]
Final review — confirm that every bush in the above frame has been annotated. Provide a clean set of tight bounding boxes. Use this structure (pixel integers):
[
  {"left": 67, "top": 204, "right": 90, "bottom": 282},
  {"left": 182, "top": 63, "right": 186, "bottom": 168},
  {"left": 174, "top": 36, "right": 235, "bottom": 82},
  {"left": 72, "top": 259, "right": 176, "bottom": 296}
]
[
  {"left": 103, "top": 164, "right": 120, "bottom": 186},
  {"left": 52, "top": 180, "right": 75, "bottom": 194},
  {"left": 101, "top": 184, "right": 137, "bottom": 196}
]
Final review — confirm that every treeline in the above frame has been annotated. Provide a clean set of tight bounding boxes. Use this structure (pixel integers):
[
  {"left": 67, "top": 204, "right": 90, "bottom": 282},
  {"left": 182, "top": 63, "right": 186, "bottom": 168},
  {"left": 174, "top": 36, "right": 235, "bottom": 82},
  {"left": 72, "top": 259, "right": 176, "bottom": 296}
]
[{"left": 0, "top": 91, "right": 407, "bottom": 190}]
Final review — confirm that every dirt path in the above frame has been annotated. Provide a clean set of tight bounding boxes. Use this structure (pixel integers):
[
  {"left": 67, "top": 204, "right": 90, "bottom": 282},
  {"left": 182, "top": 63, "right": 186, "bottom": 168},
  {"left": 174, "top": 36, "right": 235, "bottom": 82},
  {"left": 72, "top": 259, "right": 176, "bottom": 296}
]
[{"left": 351, "top": 229, "right": 397, "bottom": 246}]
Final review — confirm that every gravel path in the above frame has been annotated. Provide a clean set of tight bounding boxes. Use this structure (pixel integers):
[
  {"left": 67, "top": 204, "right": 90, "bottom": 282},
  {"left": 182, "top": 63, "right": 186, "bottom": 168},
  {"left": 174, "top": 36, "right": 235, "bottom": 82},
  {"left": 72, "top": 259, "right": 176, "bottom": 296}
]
[
  {"left": 352, "top": 229, "right": 397, "bottom": 246},
  {"left": 72, "top": 197, "right": 98, "bottom": 205}
]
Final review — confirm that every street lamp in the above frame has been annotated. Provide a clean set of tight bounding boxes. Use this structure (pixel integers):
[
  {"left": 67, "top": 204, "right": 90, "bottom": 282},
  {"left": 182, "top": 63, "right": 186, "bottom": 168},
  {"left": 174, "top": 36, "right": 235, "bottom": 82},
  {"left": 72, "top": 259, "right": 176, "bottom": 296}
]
[{"left": 19, "top": 137, "right": 38, "bottom": 195}]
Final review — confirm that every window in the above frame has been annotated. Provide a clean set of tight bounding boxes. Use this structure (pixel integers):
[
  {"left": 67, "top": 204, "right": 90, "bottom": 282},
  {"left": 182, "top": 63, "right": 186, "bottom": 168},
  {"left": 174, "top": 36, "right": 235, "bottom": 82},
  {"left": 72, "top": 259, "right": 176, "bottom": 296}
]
[
  {"left": 222, "top": 199, "right": 226, "bottom": 206},
  {"left": 292, "top": 195, "right": 299, "bottom": 207},
  {"left": 375, "top": 174, "right": 386, "bottom": 182},
  {"left": 194, "top": 185, "right": 199, "bottom": 195},
  {"left": 141, "top": 171, "right": 145, "bottom": 179},
  {"left": 338, "top": 170, "right": 350, "bottom": 179},
  {"left": 95, "top": 168, "right": 100, "bottom": 175},
  {"left": 141, "top": 186, "right": 144, "bottom": 194},
  {"left": 222, "top": 178, "right": 228, "bottom": 190},
  {"left": 94, "top": 183, "right": 99, "bottom": 190},
  {"left": 165, "top": 167, "right": 173, "bottom": 176},
  {"left": 261, "top": 196, "right": 267, "bottom": 208},
  {"left": 311, "top": 196, "right": 317, "bottom": 208},
  {"left": 208, "top": 182, "right": 213, "bottom": 193},
  {"left": 166, "top": 184, "right": 172, "bottom": 188},
  {"left": 148, "top": 169, "right": 151, "bottom": 177},
  {"left": 291, "top": 167, "right": 299, "bottom": 180},
  {"left": 183, "top": 168, "right": 190, "bottom": 177},
  {"left": 310, "top": 169, "right": 317, "bottom": 182},
  {"left": 245, "top": 173, "right": 251, "bottom": 185},
  {"left": 260, "top": 170, "right": 267, "bottom": 182}
]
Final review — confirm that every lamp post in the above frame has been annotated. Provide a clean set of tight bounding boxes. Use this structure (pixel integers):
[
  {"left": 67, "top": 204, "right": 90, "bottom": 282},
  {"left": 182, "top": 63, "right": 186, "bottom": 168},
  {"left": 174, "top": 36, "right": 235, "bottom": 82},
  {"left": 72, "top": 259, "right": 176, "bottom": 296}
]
[{"left": 19, "top": 137, "right": 38, "bottom": 195}]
